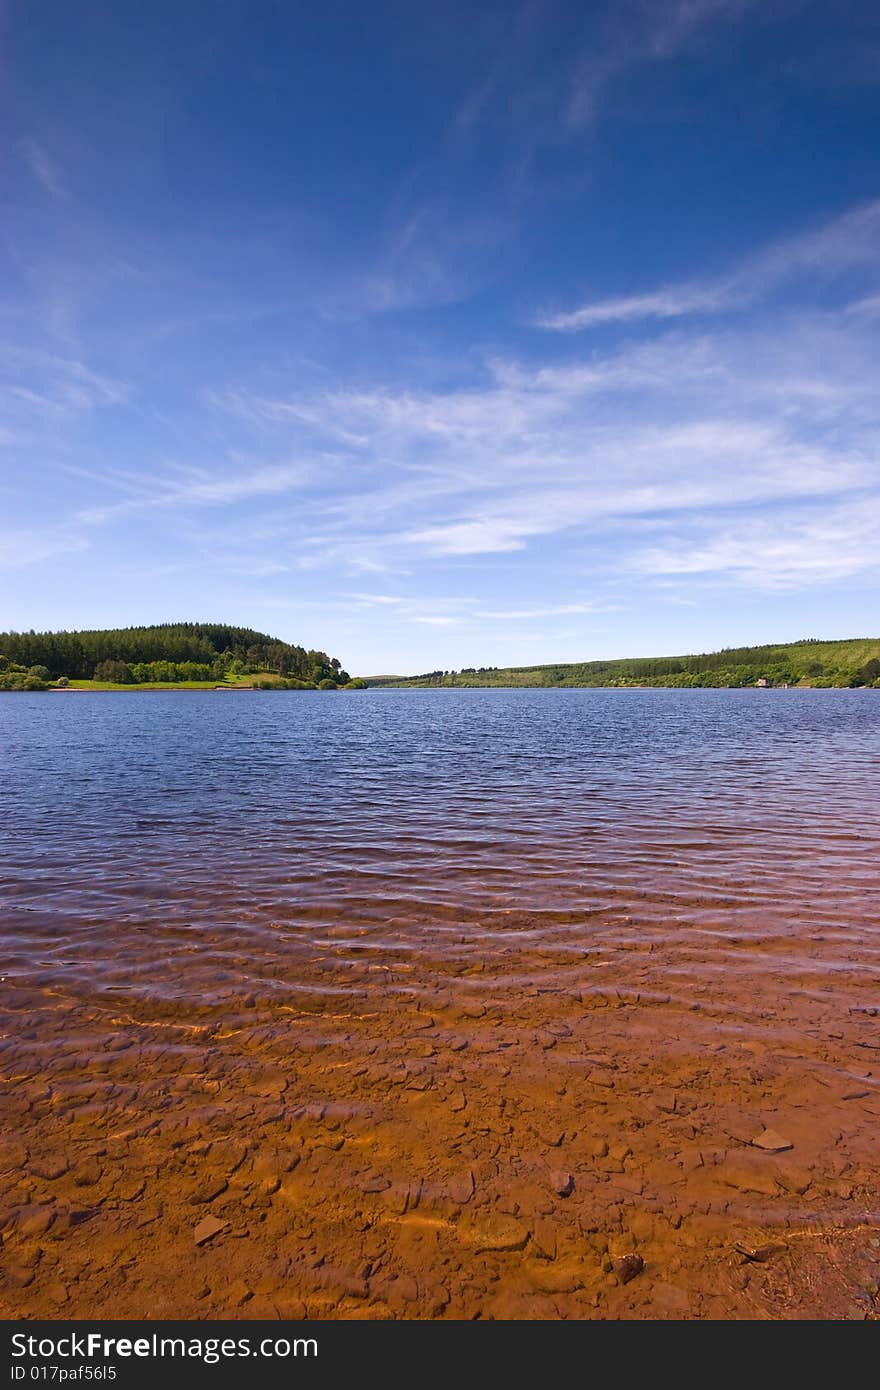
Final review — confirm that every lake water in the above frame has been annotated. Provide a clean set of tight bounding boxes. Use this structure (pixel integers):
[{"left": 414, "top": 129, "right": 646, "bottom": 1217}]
[{"left": 2, "top": 688, "right": 879, "bottom": 1320}]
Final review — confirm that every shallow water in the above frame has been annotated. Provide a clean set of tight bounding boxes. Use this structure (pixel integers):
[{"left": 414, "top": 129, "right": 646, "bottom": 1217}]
[{"left": 2, "top": 688, "right": 879, "bottom": 1319}]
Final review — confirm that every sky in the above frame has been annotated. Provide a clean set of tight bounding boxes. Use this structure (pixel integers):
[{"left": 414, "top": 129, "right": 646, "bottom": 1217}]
[{"left": 2, "top": 0, "right": 879, "bottom": 675}]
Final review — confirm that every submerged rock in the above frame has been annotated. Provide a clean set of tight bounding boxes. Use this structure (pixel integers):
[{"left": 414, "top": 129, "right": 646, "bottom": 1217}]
[
  {"left": 612, "top": 1253, "right": 644, "bottom": 1284},
  {"left": 193, "top": 1215, "right": 229, "bottom": 1246},
  {"left": 751, "top": 1130, "right": 793, "bottom": 1153}
]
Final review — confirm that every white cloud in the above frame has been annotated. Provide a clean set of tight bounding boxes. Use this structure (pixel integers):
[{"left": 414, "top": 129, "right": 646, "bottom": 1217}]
[
  {"left": 197, "top": 289, "right": 880, "bottom": 589},
  {"left": 541, "top": 199, "right": 880, "bottom": 331},
  {"left": 567, "top": 0, "right": 755, "bottom": 127},
  {"left": 19, "top": 139, "right": 66, "bottom": 198},
  {"left": 0, "top": 527, "right": 90, "bottom": 569},
  {"left": 540, "top": 285, "right": 733, "bottom": 331},
  {"left": 630, "top": 495, "right": 880, "bottom": 587},
  {"left": 0, "top": 347, "right": 128, "bottom": 418}
]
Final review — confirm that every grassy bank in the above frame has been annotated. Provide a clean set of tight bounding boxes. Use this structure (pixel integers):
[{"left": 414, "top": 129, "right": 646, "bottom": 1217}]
[
  {"left": 56, "top": 673, "right": 367, "bottom": 692},
  {"left": 373, "top": 637, "right": 880, "bottom": 690}
]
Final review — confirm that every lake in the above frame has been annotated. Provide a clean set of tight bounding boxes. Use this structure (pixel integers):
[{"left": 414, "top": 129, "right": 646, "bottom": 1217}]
[{"left": 2, "top": 688, "right": 879, "bottom": 1319}]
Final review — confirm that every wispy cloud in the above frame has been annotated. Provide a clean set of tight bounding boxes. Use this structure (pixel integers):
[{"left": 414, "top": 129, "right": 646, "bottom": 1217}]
[
  {"left": 567, "top": 0, "right": 755, "bottom": 128},
  {"left": 631, "top": 495, "right": 880, "bottom": 588},
  {"left": 197, "top": 266, "right": 880, "bottom": 586},
  {"left": 541, "top": 199, "right": 880, "bottom": 330},
  {"left": 540, "top": 284, "right": 733, "bottom": 331},
  {"left": 19, "top": 139, "right": 66, "bottom": 198},
  {"left": 0, "top": 347, "right": 128, "bottom": 418},
  {"left": 0, "top": 527, "right": 90, "bottom": 570}
]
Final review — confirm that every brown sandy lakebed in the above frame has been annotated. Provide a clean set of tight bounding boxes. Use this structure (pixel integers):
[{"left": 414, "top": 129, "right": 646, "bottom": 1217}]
[{"left": 2, "top": 900, "right": 879, "bottom": 1320}]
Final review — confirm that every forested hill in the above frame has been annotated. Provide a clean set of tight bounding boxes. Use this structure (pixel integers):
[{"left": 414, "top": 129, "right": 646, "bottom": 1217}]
[
  {"left": 0, "top": 622, "right": 347, "bottom": 684},
  {"left": 374, "top": 637, "right": 880, "bottom": 690}
]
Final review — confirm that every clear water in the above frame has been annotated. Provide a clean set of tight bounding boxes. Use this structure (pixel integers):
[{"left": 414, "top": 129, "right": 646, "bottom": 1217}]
[{"left": 2, "top": 688, "right": 878, "bottom": 1011}]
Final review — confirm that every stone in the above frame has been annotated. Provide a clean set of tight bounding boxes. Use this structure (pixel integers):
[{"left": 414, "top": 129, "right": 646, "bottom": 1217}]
[
  {"left": 587, "top": 1070, "right": 615, "bottom": 1089},
  {"left": 612, "top": 1253, "right": 644, "bottom": 1285},
  {"left": 653, "top": 1282, "right": 690, "bottom": 1314},
  {"left": 531, "top": 1219, "right": 557, "bottom": 1260},
  {"left": 360, "top": 1173, "right": 391, "bottom": 1193},
  {"left": 448, "top": 1091, "right": 467, "bottom": 1112},
  {"left": 189, "top": 1178, "right": 229, "bottom": 1205},
  {"left": 73, "top": 1161, "right": 103, "bottom": 1187},
  {"left": 118, "top": 1179, "right": 145, "bottom": 1202},
  {"left": 591, "top": 1138, "right": 609, "bottom": 1159},
  {"left": 426, "top": 1285, "right": 450, "bottom": 1316},
  {"left": 751, "top": 1129, "right": 793, "bottom": 1153},
  {"left": 30, "top": 1155, "right": 69, "bottom": 1180},
  {"left": 776, "top": 1163, "right": 812, "bottom": 1195},
  {"left": 533, "top": 1125, "right": 565, "bottom": 1148},
  {"left": 461, "top": 1214, "right": 530, "bottom": 1252},
  {"left": 448, "top": 1171, "right": 475, "bottom": 1204},
  {"left": 18, "top": 1205, "right": 55, "bottom": 1238},
  {"left": 549, "top": 1170, "right": 574, "bottom": 1197},
  {"left": 734, "top": 1240, "right": 787, "bottom": 1263},
  {"left": 0, "top": 1142, "right": 28, "bottom": 1173},
  {"left": 194, "top": 1215, "right": 229, "bottom": 1245},
  {"left": 388, "top": 1275, "right": 419, "bottom": 1305},
  {"left": 718, "top": 1160, "right": 780, "bottom": 1196}
]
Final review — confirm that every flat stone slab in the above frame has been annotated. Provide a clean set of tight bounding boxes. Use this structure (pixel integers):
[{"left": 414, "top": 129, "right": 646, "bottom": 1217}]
[
  {"left": 751, "top": 1129, "right": 793, "bottom": 1153},
  {"left": 193, "top": 1215, "right": 229, "bottom": 1246}
]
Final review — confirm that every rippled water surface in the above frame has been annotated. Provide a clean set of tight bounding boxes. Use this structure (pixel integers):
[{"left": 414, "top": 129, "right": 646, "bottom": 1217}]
[
  {"left": 4, "top": 688, "right": 879, "bottom": 971},
  {"left": 2, "top": 688, "right": 879, "bottom": 1319}
]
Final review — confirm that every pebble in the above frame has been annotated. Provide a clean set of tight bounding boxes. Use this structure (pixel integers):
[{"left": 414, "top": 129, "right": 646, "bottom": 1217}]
[
  {"left": 531, "top": 1219, "right": 557, "bottom": 1260},
  {"left": 117, "top": 1179, "right": 145, "bottom": 1202},
  {"left": 73, "top": 1161, "right": 103, "bottom": 1187},
  {"left": 388, "top": 1275, "right": 419, "bottom": 1305},
  {"left": 587, "top": 1070, "right": 615, "bottom": 1089},
  {"left": 0, "top": 1143, "right": 28, "bottom": 1172},
  {"left": 734, "top": 1240, "right": 787, "bottom": 1263},
  {"left": 19, "top": 1206, "right": 55, "bottom": 1238},
  {"left": 776, "top": 1163, "right": 812, "bottom": 1196},
  {"left": 193, "top": 1215, "right": 229, "bottom": 1246},
  {"left": 448, "top": 1171, "right": 475, "bottom": 1204},
  {"left": 719, "top": 1160, "right": 779, "bottom": 1196},
  {"left": 462, "top": 1214, "right": 530, "bottom": 1252},
  {"left": 612, "top": 1253, "right": 645, "bottom": 1285},
  {"left": 752, "top": 1130, "right": 793, "bottom": 1153},
  {"left": 549, "top": 1170, "right": 574, "bottom": 1197},
  {"left": 190, "top": 1178, "right": 229, "bottom": 1205},
  {"left": 30, "top": 1155, "right": 69, "bottom": 1180}
]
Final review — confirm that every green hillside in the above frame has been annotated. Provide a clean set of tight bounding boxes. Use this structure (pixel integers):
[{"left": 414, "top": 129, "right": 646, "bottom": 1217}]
[
  {"left": 373, "top": 638, "right": 880, "bottom": 690},
  {"left": 0, "top": 622, "right": 352, "bottom": 691}
]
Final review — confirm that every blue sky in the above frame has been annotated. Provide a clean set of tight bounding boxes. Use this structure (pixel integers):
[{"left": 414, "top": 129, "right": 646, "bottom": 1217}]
[{"left": 2, "top": 0, "right": 879, "bottom": 674}]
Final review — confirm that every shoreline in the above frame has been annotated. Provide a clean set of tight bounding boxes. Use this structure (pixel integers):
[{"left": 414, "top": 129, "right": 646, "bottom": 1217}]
[{"left": 2, "top": 681, "right": 875, "bottom": 694}]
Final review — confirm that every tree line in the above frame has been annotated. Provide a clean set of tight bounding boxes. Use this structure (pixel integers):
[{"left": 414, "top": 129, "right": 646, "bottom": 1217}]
[
  {"left": 378, "top": 638, "right": 880, "bottom": 690},
  {"left": 0, "top": 623, "right": 350, "bottom": 685}
]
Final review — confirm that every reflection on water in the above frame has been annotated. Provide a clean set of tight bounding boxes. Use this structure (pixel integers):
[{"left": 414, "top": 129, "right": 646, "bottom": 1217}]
[{"left": 1, "top": 689, "right": 879, "bottom": 1319}]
